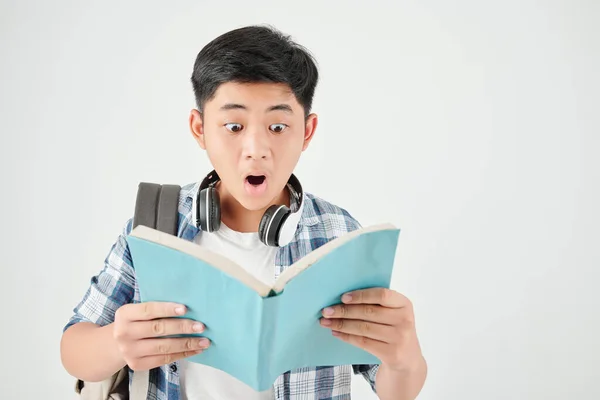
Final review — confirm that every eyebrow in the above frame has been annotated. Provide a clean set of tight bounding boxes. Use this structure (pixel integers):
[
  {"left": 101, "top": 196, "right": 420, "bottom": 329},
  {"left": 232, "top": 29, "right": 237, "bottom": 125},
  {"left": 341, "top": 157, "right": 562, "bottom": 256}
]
[{"left": 219, "top": 103, "right": 294, "bottom": 114}]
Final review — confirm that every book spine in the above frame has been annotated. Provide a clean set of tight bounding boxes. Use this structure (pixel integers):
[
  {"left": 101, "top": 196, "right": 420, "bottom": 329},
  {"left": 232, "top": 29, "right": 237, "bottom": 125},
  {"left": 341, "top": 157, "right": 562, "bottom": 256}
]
[{"left": 257, "top": 294, "right": 280, "bottom": 390}]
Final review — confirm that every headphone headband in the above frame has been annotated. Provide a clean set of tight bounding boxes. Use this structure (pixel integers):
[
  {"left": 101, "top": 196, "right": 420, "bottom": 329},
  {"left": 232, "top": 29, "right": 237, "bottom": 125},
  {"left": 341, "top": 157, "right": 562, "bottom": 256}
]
[
  {"left": 199, "top": 170, "right": 221, "bottom": 190},
  {"left": 285, "top": 173, "right": 303, "bottom": 213}
]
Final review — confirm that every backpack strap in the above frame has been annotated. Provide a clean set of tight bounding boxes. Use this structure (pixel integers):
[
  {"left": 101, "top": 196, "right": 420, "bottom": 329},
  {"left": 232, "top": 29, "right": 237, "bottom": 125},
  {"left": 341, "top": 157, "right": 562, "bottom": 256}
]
[
  {"left": 132, "top": 182, "right": 181, "bottom": 235},
  {"left": 75, "top": 182, "right": 182, "bottom": 400},
  {"left": 131, "top": 182, "right": 181, "bottom": 400}
]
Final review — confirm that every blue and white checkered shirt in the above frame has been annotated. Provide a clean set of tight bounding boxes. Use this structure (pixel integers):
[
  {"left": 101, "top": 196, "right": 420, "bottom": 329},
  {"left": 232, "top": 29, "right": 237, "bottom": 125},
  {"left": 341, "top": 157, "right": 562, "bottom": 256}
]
[{"left": 64, "top": 181, "right": 379, "bottom": 399}]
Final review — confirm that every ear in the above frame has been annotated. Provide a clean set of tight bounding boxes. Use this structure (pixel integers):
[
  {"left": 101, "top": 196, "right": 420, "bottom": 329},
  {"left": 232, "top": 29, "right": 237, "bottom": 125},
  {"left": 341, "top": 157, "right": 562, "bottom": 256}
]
[
  {"left": 189, "top": 109, "right": 206, "bottom": 149},
  {"left": 302, "top": 113, "right": 318, "bottom": 151}
]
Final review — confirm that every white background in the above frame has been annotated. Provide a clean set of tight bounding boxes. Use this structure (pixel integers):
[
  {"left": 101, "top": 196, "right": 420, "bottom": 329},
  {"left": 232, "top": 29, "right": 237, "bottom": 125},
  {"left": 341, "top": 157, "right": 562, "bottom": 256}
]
[{"left": 1, "top": 1, "right": 599, "bottom": 399}]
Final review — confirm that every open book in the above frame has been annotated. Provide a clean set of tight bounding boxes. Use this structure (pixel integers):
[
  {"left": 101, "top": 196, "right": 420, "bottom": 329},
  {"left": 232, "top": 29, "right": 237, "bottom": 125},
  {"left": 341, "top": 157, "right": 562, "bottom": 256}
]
[{"left": 126, "top": 223, "right": 401, "bottom": 391}]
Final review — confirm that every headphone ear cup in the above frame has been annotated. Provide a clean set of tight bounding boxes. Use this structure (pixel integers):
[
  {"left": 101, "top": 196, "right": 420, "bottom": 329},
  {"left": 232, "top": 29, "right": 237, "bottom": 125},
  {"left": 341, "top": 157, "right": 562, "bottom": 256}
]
[
  {"left": 208, "top": 188, "right": 221, "bottom": 231},
  {"left": 258, "top": 205, "right": 276, "bottom": 245},
  {"left": 198, "top": 187, "right": 221, "bottom": 232},
  {"left": 259, "top": 205, "right": 290, "bottom": 246}
]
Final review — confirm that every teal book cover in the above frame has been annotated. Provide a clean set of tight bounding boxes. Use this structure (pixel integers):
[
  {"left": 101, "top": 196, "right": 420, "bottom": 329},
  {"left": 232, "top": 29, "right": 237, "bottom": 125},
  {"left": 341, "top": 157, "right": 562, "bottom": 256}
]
[{"left": 125, "top": 223, "right": 401, "bottom": 391}]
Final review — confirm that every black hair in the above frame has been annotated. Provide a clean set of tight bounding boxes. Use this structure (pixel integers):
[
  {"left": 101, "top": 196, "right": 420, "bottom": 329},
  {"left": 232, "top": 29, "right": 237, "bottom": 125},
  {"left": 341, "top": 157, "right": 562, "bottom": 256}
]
[{"left": 191, "top": 25, "right": 319, "bottom": 117}]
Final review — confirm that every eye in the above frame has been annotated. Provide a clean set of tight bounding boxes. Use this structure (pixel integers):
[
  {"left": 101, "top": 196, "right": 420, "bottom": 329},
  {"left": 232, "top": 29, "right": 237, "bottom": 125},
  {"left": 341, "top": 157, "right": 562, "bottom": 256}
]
[
  {"left": 269, "top": 123, "right": 288, "bottom": 133},
  {"left": 224, "top": 123, "right": 243, "bottom": 133}
]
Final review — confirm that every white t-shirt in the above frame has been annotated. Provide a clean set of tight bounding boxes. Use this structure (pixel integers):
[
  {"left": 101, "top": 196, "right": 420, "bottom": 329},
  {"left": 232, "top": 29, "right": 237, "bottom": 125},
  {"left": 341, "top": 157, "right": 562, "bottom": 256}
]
[{"left": 179, "top": 222, "right": 278, "bottom": 400}]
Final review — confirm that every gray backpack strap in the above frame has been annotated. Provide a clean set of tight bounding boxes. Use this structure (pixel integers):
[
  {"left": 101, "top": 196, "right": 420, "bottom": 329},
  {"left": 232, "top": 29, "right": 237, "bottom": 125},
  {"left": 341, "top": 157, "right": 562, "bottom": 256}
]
[
  {"left": 156, "top": 184, "right": 181, "bottom": 235},
  {"left": 133, "top": 182, "right": 181, "bottom": 235},
  {"left": 75, "top": 183, "right": 182, "bottom": 400},
  {"left": 132, "top": 182, "right": 161, "bottom": 231},
  {"left": 130, "top": 182, "right": 181, "bottom": 400}
]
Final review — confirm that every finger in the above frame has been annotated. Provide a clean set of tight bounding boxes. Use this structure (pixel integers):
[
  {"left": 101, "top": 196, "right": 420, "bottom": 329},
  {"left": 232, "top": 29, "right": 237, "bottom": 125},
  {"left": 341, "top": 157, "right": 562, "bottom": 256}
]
[
  {"left": 321, "top": 304, "right": 398, "bottom": 325},
  {"left": 330, "top": 330, "right": 389, "bottom": 358},
  {"left": 320, "top": 318, "right": 396, "bottom": 343},
  {"left": 129, "top": 348, "right": 205, "bottom": 371},
  {"left": 129, "top": 318, "right": 205, "bottom": 339},
  {"left": 342, "top": 288, "right": 407, "bottom": 308},
  {"left": 135, "top": 336, "right": 211, "bottom": 358},
  {"left": 119, "top": 302, "right": 187, "bottom": 322}
]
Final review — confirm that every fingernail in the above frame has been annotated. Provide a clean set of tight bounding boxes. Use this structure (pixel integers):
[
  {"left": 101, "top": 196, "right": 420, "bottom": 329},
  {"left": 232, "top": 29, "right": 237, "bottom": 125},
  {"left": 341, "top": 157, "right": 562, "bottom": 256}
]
[
  {"left": 342, "top": 294, "right": 352, "bottom": 303},
  {"left": 175, "top": 306, "right": 186, "bottom": 315},
  {"left": 321, "top": 318, "right": 332, "bottom": 326},
  {"left": 192, "top": 323, "right": 204, "bottom": 332},
  {"left": 323, "top": 307, "right": 334, "bottom": 316},
  {"left": 199, "top": 338, "right": 210, "bottom": 348},
  {"left": 332, "top": 330, "right": 340, "bottom": 336}
]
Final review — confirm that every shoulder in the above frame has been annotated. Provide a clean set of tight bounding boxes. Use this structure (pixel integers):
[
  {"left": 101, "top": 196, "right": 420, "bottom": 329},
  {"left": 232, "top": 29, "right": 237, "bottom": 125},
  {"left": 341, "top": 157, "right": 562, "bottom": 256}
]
[
  {"left": 300, "top": 192, "right": 362, "bottom": 236},
  {"left": 179, "top": 181, "right": 199, "bottom": 210}
]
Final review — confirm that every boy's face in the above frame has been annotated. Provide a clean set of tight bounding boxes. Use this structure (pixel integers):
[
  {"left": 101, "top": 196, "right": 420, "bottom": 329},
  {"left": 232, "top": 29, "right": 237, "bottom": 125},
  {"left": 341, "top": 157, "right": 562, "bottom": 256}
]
[{"left": 189, "top": 82, "right": 317, "bottom": 212}]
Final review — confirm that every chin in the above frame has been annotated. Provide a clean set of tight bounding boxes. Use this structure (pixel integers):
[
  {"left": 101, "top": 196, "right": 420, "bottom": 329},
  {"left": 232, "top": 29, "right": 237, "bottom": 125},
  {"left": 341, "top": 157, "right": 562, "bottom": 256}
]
[{"left": 237, "top": 195, "right": 276, "bottom": 212}]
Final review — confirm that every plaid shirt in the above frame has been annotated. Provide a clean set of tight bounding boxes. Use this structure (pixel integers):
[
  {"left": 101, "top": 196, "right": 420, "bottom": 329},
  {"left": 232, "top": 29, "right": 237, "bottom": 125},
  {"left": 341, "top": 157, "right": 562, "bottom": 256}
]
[{"left": 64, "top": 181, "right": 379, "bottom": 399}]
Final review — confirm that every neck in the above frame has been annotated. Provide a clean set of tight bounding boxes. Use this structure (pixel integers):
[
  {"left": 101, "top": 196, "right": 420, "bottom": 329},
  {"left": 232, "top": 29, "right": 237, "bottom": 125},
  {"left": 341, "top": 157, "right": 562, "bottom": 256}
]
[{"left": 217, "top": 182, "right": 291, "bottom": 233}]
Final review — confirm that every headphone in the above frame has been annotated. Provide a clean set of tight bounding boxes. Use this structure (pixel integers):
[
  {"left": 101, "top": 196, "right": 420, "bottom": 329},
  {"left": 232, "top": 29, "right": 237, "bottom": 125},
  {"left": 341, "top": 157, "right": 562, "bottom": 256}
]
[{"left": 194, "top": 170, "right": 305, "bottom": 247}]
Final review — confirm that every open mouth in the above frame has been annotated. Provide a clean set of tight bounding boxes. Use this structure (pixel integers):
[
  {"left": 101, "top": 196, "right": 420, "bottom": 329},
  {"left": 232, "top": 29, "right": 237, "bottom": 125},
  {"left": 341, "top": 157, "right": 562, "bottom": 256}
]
[{"left": 246, "top": 175, "right": 266, "bottom": 186}]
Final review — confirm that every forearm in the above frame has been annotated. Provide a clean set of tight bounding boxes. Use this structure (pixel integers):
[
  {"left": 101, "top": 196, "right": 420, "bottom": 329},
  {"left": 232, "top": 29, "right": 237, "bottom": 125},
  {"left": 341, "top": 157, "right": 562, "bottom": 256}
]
[
  {"left": 375, "top": 357, "right": 428, "bottom": 400},
  {"left": 60, "top": 322, "right": 126, "bottom": 382}
]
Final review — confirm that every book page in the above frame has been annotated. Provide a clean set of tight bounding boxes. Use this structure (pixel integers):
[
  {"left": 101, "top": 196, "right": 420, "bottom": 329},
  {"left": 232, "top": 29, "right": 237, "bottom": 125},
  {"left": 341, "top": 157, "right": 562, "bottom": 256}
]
[
  {"left": 271, "top": 223, "right": 397, "bottom": 293},
  {"left": 129, "top": 226, "right": 274, "bottom": 297}
]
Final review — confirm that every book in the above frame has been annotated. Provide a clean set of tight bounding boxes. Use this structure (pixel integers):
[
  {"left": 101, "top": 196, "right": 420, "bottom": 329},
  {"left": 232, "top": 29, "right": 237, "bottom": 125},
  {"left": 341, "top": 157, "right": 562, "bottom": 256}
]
[{"left": 125, "top": 223, "right": 401, "bottom": 391}]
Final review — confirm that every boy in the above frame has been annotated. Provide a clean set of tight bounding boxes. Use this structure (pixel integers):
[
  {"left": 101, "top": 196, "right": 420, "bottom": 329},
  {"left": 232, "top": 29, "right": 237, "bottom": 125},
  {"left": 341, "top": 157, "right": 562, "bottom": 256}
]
[{"left": 60, "top": 25, "right": 427, "bottom": 400}]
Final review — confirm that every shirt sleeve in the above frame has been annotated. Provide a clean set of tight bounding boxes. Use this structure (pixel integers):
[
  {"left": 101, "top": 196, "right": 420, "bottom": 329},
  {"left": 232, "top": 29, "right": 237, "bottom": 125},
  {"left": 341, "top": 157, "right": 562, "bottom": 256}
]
[
  {"left": 63, "top": 219, "right": 136, "bottom": 331},
  {"left": 352, "top": 364, "right": 379, "bottom": 392}
]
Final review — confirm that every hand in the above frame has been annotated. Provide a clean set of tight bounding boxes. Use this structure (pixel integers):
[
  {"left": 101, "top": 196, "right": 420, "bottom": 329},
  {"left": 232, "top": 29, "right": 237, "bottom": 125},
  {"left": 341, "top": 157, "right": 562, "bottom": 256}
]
[
  {"left": 113, "top": 302, "right": 209, "bottom": 371},
  {"left": 320, "top": 288, "right": 423, "bottom": 372}
]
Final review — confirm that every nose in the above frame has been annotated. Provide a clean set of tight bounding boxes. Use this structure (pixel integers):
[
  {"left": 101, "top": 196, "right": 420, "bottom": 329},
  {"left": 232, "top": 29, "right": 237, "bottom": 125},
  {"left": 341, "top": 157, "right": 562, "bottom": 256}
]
[{"left": 242, "top": 127, "right": 270, "bottom": 160}]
